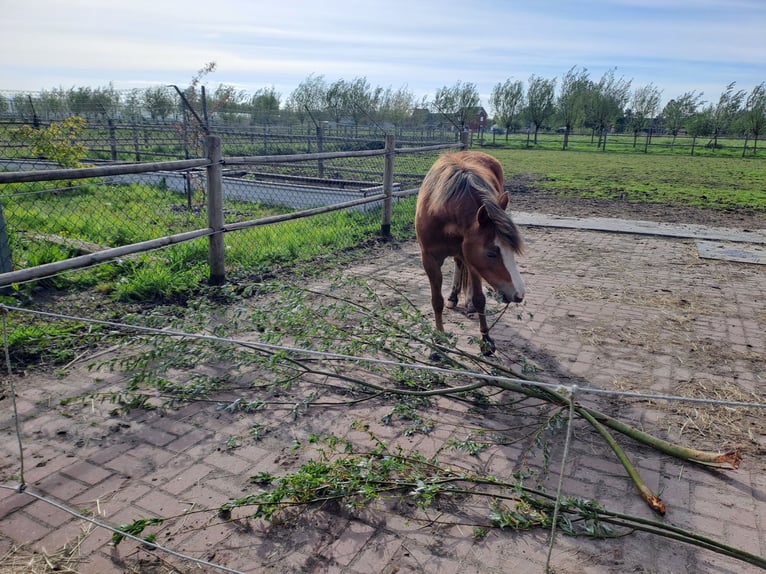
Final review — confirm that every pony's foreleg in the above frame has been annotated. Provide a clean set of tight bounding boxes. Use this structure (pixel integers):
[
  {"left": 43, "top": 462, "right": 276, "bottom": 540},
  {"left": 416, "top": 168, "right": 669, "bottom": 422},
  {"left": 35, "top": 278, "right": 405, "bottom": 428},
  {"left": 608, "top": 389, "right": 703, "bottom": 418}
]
[
  {"left": 446, "top": 258, "right": 462, "bottom": 309},
  {"left": 421, "top": 254, "right": 446, "bottom": 332},
  {"left": 468, "top": 272, "right": 495, "bottom": 356}
]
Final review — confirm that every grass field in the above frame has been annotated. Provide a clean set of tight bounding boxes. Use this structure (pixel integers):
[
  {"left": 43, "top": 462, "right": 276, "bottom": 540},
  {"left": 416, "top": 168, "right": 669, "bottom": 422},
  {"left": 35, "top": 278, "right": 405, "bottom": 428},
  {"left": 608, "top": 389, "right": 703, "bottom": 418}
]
[{"left": 483, "top": 147, "right": 766, "bottom": 212}]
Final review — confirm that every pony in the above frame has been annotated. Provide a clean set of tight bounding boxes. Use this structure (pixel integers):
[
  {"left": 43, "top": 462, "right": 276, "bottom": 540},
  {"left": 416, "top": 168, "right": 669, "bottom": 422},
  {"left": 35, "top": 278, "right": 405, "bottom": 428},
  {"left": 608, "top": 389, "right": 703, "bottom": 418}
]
[{"left": 415, "top": 150, "right": 525, "bottom": 355}]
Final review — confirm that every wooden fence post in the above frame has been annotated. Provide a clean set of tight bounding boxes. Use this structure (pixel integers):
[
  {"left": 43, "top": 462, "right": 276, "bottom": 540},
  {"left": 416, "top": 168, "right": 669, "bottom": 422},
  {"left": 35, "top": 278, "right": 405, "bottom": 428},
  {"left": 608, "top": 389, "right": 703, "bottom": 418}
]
[
  {"left": 205, "top": 135, "right": 225, "bottom": 285},
  {"left": 317, "top": 122, "right": 325, "bottom": 178},
  {"left": 0, "top": 203, "right": 12, "bottom": 275},
  {"left": 108, "top": 119, "right": 118, "bottom": 161},
  {"left": 381, "top": 134, "right": 395, "bottom": 237}
]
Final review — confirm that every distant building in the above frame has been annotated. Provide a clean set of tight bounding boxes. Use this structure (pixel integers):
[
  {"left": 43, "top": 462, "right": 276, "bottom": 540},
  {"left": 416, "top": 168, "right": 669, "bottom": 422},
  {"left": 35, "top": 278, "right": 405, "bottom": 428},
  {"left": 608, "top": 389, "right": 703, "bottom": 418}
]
[{"left": 464, "top": 107, "right": 488, "bottom": 131}]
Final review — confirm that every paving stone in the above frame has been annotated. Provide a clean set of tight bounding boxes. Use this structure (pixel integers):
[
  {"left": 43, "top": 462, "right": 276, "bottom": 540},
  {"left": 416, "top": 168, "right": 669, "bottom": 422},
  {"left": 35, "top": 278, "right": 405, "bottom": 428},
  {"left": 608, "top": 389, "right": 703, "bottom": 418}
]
[{"left": 1, "top": 218, "right": 764, "bottom": 573}]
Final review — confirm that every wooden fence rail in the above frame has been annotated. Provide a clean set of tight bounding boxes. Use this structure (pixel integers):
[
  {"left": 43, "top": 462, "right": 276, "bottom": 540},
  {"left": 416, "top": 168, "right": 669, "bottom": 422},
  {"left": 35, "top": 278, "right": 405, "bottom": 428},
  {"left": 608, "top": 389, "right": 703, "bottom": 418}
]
[{"left": 0, "top": 136, "right": 463, "bottom": 287}]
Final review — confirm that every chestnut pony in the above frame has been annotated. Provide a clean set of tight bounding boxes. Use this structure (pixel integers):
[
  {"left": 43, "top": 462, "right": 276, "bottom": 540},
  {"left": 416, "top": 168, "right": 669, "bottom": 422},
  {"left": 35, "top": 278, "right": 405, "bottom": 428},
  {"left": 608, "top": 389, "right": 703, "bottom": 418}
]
[{"left": 415, "top": 151, "right": 525, "bottom": 355}]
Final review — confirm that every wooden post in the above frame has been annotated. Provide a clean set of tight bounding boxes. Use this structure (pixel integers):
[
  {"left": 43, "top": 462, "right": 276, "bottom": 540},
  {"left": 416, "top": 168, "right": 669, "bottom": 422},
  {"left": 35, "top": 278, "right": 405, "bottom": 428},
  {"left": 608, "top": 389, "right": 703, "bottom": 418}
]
[
  {"left": 205, "top": 135, "right": 225, "bottom": 285},
  {"left": 381, "top": 134, "right": 395, "bottom": 237},
  {"left": 316, "top": 122, "right": 325, "bottom": 178},
  {"left": 108, "top": 119, "right": 117, "bottom": 161},
  {"left": 132, "top": 124, "right": 141, "bottom": 162},
  {"left": 0, "top": 203, "right": 12, "bottom": 275}
]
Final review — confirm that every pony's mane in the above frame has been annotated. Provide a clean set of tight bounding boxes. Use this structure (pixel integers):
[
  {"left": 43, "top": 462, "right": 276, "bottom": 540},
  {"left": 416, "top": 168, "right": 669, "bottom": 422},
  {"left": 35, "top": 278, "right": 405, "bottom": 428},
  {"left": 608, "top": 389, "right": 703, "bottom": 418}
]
[{"left": 421, "top": 153, "right": 524, "bottom": 254}]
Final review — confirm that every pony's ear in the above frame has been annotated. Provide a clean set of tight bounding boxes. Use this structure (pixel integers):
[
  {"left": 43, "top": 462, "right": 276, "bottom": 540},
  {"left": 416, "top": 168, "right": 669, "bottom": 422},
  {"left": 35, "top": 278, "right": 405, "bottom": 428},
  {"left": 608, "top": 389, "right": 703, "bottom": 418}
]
[
  {"left": 498, "top": 192, "right": 509, "bottom": 210},
  {"left": 477, "top": 204, "right": 492, "bottom": 227}
]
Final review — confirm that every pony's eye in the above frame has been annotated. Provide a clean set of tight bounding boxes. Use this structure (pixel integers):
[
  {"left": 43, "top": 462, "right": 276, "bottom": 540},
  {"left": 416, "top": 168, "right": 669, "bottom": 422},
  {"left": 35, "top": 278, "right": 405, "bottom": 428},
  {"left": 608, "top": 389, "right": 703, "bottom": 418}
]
[{"left": 486, "top": 247, "right": 500, "bottom": 259}]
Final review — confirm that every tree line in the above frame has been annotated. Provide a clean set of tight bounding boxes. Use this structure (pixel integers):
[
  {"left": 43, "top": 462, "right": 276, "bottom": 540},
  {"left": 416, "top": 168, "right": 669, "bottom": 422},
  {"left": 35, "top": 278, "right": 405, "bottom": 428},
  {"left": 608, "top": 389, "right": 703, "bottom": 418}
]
[{"left": 1, "top": 63, "right": 764, "bottom": 153}]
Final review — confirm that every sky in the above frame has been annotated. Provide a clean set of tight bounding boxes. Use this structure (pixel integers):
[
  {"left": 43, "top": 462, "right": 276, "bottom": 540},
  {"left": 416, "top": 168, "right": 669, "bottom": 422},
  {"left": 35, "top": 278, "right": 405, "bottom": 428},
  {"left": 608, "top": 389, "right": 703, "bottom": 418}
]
[{"left": 1, "top": 0, "right": 764, "bottom": 110}]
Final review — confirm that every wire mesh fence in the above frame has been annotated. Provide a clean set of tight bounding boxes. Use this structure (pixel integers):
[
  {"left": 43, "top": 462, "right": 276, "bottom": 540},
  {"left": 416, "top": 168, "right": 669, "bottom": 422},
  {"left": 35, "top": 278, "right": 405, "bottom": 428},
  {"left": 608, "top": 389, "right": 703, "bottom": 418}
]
[{"left": 0, "top": 129, "right": 459, "bottom": 291}]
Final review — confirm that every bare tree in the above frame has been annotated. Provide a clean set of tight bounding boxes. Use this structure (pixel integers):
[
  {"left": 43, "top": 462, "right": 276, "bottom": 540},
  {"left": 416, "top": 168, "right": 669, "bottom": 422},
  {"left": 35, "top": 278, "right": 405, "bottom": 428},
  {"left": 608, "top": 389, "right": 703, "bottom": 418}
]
[
  {"left": 525, "top": 75, "right": 556, "bottom": 145},
  {"left": 557, "top": 66, "right": 590, "bottom": 150},
  {"left": 489, "top": 78, "right": 524, "bottom": 142}
]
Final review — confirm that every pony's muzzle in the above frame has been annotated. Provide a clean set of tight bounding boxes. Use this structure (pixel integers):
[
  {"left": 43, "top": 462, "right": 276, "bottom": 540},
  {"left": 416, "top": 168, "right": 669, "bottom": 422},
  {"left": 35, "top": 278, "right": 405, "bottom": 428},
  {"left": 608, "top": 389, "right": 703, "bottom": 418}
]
[
  {"left": 497, "top": 285, "right": 524, "bottom": 304},
  {"left": 501, "top": 292, "right": 524, "bottom": 304}
]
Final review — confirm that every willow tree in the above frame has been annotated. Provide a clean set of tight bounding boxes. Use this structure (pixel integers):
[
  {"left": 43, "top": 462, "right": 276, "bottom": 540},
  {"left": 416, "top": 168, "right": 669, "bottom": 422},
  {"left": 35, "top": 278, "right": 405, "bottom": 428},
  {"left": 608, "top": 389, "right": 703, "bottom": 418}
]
[
  {"left": 557, "top": 66, "right": 590, "bottom": 150},
  {"left": 708, "top": 82, "right": 745, "bottom": 149},
  {"left": 285, "top": 74, "right": 327, "bottom": 130},
  {"left": 378, "top": 85, "right": 417, "bottom": 133},
  {"left": 432, "top": 80, "right": 480, "bottom": 134},
  {"left": 741, "top": 82, "right": 766, "bottom": 155},
  {"left": 584, "top": 69, "right": 632, "bottom": 150},
  {"left": 525, "top": 75, "right": 556, "bottom": 145},
  {"left": 627, "top": 83, "right": 662, "bottom": 151},
  {"left": 662, "top": 91, "right": 704, "bottom": 146},
  {"left": 489, "top": 78, "right": 524, "bottom": 142}
]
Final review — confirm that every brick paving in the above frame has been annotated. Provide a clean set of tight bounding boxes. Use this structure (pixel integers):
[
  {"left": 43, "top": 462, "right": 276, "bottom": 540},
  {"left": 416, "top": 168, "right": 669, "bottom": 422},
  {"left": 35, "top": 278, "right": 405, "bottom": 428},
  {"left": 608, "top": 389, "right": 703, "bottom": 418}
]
[{"left": 1, "top": 220, "right": 765, "bottom": 573}]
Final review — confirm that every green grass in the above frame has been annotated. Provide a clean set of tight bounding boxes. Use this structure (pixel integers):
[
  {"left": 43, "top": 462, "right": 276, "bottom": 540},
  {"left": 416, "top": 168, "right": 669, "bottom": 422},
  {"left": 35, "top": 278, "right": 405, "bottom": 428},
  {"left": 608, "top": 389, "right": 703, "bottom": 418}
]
[{"left": 484, "top": 148, "right": 766, "bottom": 212}]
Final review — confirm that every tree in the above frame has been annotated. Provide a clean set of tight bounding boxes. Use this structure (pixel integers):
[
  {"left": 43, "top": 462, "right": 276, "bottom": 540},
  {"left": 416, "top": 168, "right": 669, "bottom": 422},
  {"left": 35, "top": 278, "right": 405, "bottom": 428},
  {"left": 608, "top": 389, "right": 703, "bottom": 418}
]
[
  {"left": 741, "top": 82, "right": 766, "bottom": 155},
  {"left": 556, "top": 66, "right": 589, "bottom": 150},
  {"left": 708, "top": 82, "right": 745, "bottom": 148},
  {"left": 123, "top": 89, "right": 144, "bottom": 123},
  {"left": 325, "top": 79, "right": 348, "bottom": 126},
  {"left": 377, "top": 85, "right": 416, "bottom": 132},
  {"left": 432, "top": 80, "right": 480, "bottom": 134},
  {"left": 142, "top": 87, "right": 175, "bottom": 121},
  {"left": 38, "top": 88, "right": 68, "bottom": 120},
  {"left": 489, "top": 78, "right": 524, "bottom": 142},
  {"left": 345, "top": 77, "right": 378, "bottom": 134},
  {"left": 662, "top": 91, "right": 704, "bottom": 146},
  {"left": 686, "top": 107, "right": 713, "bottom": 156},
  {"left": 525, "top": 75, "right": 556, "bottom": 144},
  {"left": 249, "top": 87, "right": 281, "bottom": 125},
  {"left": 286, "top": 74, "right": 327, "bottom": 129},
  {"left": 584, "top": 69, "right": 631, "bottom": 150},
  {"left": 626, "top": 83, "right": 662, "bottom": 151},
  {"left": 12, "top": 116, "right": 88, "bottom": 168}
]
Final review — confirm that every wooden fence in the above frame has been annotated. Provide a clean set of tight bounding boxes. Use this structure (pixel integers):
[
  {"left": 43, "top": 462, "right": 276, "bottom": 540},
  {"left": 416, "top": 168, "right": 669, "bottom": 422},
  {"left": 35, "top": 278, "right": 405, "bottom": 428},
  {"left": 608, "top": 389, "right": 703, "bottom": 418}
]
[{"left": 0, "top": 136, "right": 463, "bottom": 287}]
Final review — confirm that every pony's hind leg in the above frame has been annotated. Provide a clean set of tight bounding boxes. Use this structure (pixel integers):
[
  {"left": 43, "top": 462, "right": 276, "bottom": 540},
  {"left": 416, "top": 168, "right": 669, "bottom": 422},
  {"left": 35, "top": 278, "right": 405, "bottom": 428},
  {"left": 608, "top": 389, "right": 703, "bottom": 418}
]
[{"left": 447, "top": 258, "right": 476, "bottom": 313}]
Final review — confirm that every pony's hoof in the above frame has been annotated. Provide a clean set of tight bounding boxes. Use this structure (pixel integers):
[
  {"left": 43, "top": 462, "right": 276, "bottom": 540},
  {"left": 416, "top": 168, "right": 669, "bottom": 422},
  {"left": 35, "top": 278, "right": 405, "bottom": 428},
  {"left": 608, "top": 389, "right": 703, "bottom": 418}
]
[
  {"left": 480, "top": 335, "right": 496, "bottom": 356},
  {"left": 446, "top": 297, "right": 457, "bottom": 309},
  {"left": 429, "top": 350, "right": 444, "bottom": 362}
]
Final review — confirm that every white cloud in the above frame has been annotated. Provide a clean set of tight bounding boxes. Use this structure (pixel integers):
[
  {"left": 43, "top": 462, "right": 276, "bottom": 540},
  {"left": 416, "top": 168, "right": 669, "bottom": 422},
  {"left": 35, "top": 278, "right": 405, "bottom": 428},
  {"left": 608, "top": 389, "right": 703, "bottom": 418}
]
[{"left": 1, "top": 0, "right": 763, "bottom": 104}]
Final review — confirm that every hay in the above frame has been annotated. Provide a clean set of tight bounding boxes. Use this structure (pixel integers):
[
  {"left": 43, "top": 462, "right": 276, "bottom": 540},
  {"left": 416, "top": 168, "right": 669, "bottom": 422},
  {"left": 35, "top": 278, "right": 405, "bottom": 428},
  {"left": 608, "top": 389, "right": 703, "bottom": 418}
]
[
  {"left": 0, "top": 524, "right": 92, "bottom": 574},
  {"left": 668, "top": 378, "right": 764, "bottom": 450}
]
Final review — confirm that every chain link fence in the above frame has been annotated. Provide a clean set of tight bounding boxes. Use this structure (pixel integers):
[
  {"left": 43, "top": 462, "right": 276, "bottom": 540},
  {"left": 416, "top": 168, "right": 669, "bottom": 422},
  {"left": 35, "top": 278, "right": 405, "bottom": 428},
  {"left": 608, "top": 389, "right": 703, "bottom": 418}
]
[{"left": 0, "top": 123, "right": 459, "bottom": 293}]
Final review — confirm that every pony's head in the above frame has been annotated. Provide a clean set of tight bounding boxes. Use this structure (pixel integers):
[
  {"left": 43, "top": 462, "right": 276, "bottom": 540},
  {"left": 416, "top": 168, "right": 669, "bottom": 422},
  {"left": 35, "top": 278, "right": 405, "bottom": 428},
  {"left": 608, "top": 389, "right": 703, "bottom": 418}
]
[{"left": 462, "top": 191, "right": 526, "bottom": 304}]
